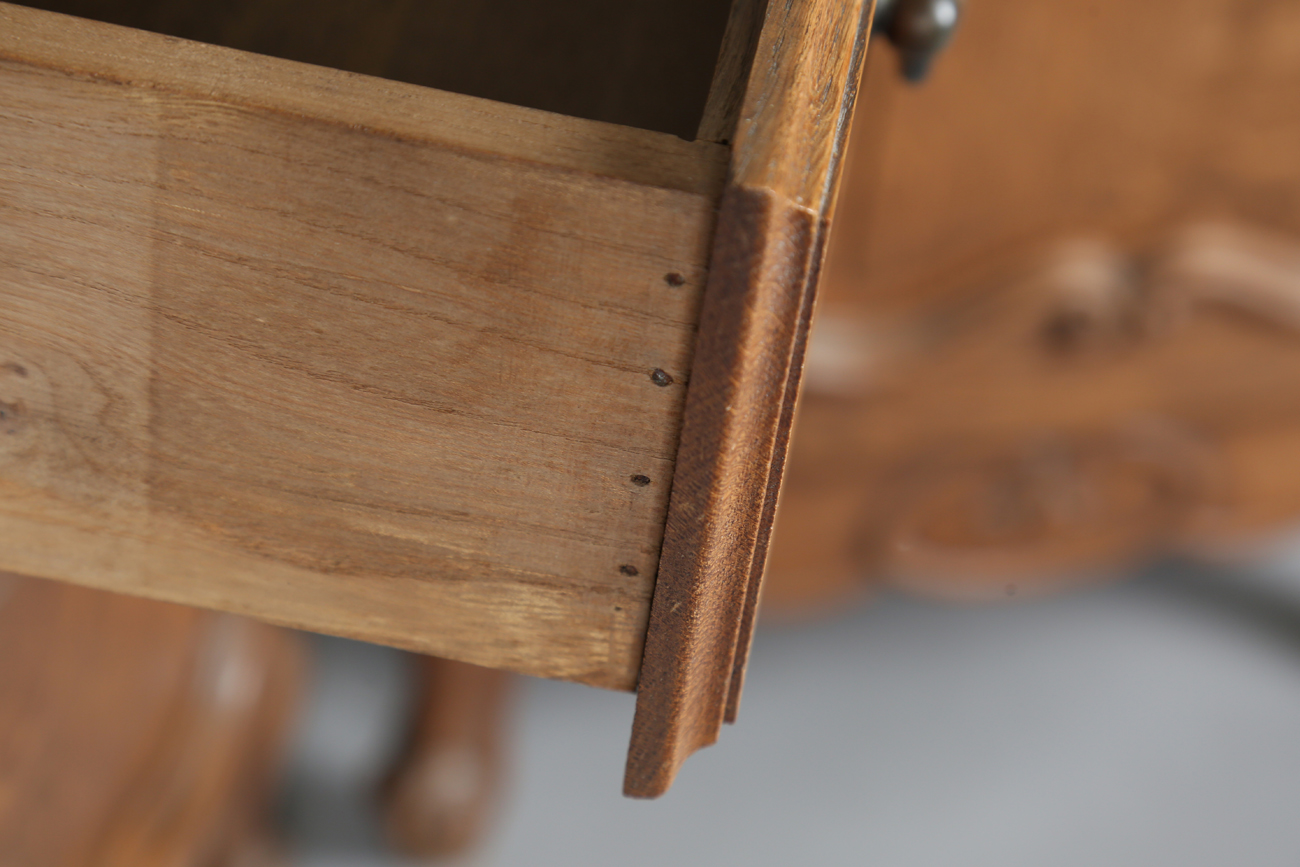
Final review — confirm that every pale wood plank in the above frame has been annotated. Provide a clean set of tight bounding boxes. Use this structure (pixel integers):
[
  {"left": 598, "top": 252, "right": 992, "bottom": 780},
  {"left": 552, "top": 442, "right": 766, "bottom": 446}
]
[
  {"left": 0, "top": 8, "right": 722, "bottom": 690},
  {"left": 23, "top": 0, "right": 736, "bottom": 140},
  {"left": 0, "top": 3, "right": 729, "bottom": 197}
]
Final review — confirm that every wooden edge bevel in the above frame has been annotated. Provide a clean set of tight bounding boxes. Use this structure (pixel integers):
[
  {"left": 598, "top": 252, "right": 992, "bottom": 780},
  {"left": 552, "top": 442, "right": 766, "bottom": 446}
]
[
  {"left": 721, "top": 215, "right": 831, "bottom": 723},
  {"left": 626, "top": 0, "right": 875, "bottom": 798},
  {"left": 721, "top": 0, "right": 875, "bottom": 720},
  {"left": 695, "top": 0, "right": 768, "bottom": 145}
]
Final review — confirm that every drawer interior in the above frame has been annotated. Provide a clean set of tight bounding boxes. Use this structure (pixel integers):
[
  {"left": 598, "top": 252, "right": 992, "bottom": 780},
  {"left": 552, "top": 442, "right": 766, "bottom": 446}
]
[{"left": 17, "top": 0, "right": 736, "bottom": 139}]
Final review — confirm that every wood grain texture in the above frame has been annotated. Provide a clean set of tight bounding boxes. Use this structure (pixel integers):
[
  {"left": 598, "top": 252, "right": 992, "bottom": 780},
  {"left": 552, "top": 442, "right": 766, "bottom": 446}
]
[
  {"left": 696, "top": 0, "right": 767, "bottom": 144},
  {"left": 22, "top": 0, "right": 736, "bottom": 140},
  {"left": 0, "top": 3, "right": 725, "bottom": 690},
  {"left": 728, "top": 0, "right": 874, "bottom": 209},
  {"left": 625, "top": 0, "right": 875, "bottom": 797},
  {"left": 0, "top": 4, "right": 728, "bottom": 197}
]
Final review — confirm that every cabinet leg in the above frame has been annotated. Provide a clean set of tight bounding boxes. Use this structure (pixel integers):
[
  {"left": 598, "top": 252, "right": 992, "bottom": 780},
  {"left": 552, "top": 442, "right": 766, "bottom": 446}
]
[{"left": 384, "top": 656, "right": 514, "bottom": 858}]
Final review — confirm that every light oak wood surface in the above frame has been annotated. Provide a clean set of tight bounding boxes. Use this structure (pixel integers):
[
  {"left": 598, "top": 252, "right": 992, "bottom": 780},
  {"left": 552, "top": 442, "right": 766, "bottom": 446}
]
[{"left": 0, "top": 3, "right": 726, "bottom": 690}]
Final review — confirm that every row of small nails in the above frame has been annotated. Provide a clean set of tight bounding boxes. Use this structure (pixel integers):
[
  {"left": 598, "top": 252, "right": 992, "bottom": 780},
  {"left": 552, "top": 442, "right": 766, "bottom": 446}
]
[{"left": 620, "top": 272, "right": 687, "bottom": 578}]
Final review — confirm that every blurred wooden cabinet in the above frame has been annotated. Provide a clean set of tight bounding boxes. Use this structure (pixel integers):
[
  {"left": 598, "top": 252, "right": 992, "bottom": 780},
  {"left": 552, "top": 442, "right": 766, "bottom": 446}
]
[
  {"left": 0, "top": 574, "right": 302, "bottom": 866},
  {"left": 767, "top": 0, "right": 1300, "bottom": 610}
]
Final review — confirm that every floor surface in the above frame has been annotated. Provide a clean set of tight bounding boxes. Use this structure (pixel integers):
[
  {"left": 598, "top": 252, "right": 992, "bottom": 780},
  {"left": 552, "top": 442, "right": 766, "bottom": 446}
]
[{"left": 284, "top": 554, "right": 1300, "bottom": 865}]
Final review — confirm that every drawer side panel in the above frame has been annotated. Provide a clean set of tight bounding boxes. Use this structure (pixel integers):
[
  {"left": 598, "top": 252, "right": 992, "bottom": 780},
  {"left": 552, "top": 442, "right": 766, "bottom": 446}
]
[{"left": 0, "top": 48, "right": 715, "bottom": 690}]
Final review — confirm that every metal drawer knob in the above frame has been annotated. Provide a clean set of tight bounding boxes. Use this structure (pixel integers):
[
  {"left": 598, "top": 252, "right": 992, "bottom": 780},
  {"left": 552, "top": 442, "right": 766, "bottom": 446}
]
[{"left": 875, "top": 0, "right": 964, "bottom": 82}]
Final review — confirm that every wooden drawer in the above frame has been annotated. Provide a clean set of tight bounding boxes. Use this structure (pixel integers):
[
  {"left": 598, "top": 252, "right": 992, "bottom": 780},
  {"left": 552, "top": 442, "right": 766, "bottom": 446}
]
[{"left": 0, "top": 0, "right": 872, "bottom": 795}]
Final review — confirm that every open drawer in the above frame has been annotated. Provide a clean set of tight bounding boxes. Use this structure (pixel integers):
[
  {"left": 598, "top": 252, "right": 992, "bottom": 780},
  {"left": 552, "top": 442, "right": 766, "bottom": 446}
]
[{"left": 0, "top": 0, "right": 872, "bottom": 795}]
